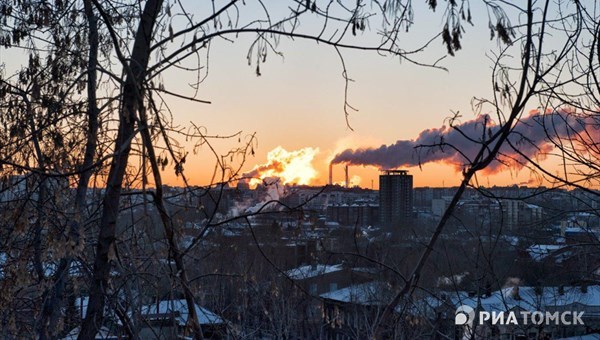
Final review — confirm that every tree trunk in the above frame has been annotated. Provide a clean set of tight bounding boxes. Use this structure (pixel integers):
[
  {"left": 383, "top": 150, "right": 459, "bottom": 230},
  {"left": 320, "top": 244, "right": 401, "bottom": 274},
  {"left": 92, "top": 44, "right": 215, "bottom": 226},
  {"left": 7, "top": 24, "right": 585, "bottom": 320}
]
[{"left": 79, "top": 0, "right": 163, "bottom": 338}]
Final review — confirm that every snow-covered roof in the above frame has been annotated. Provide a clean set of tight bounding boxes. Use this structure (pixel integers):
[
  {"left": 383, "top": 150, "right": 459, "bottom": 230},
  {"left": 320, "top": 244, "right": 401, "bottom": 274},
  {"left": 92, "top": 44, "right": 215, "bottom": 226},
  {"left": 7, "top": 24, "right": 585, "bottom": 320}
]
[
  {"left": 351, "top": 267, "right": 378, "bottom": 274},
  {"left": 221, "top": 228, "right": 242, "bottom": 237},
  {"left": 556, "top": 333, "right": 600, "bottom": 340},
  {"left": 412, "top": 286, "right": 600, "bottom": 320},
  {"left": 60, "top": 326, "right": 117, "bottom": 340},
  {"left": 320, "top": 281, "right": 392, "bottom": 305},
  {"left": 436, "top": 272, "right": 469, "bottom": 286},
  {"left": 527, "top": 244, "right": 565, "bottom": 261},
  {"left": 572, "top": 212, "right": 595, "bottom": 218},
  {"left": 455, "top": 286, "right": 600, "bottom": 313},
  {"left": 407, "top": 290, "right": 469, "bottom": 318},
  {"left": 286, "top": 264, "right": 343, "bottom": 280},
  {"left": 138, "top": 299, "right": 224, "bottom": 325},
  {"left": 565, "top": 227, "right": 588, "bottom": 233}
]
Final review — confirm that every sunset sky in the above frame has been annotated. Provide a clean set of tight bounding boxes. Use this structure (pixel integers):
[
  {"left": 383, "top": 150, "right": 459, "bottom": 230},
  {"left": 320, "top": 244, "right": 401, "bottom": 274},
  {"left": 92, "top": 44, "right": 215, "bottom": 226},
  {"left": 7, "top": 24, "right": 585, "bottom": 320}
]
[
  {"left": 0, "top": 1, "right": 572, "bottom": 189},
  {"left": 160, "top": 1, "right": 563, "bottom": 189}
]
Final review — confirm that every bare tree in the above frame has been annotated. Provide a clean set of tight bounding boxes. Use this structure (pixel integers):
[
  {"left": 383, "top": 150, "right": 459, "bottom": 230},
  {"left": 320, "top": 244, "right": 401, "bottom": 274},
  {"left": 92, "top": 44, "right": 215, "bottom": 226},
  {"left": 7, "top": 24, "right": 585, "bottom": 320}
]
[
  {"left": 375, "top": 0, "right": 593, "bottom": 337},
  {"left": 0, "top": 0, "right": 479, "bottom": 338},
  {"left": 8, "top": 0, "right": 595, "bottom": 338}
]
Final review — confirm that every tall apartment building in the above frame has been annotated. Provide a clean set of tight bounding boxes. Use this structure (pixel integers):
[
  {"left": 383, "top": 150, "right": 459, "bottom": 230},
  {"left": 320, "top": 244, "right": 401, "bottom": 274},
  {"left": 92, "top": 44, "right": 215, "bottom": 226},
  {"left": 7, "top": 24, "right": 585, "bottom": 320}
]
[{"left": 379, "top": 170, "right": 413, "bottom": 229}]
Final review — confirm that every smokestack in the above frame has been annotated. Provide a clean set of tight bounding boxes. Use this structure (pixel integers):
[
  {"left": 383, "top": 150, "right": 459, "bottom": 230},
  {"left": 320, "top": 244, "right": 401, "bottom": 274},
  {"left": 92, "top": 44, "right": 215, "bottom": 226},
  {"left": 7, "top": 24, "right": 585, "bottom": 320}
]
[
  {"left": 344, "top": 165, "right": 349, "bottom": 188},
  {"left": 329, "top": 162, "right": 333, "bottom": 186}
]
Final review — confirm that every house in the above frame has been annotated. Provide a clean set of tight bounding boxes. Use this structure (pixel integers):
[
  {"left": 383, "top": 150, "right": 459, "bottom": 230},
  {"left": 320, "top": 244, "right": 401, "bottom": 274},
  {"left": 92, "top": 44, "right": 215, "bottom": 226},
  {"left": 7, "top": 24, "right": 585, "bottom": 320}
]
[
  {"left": 63, "top": 298, "right": 227, "bottom": 339},
  {"left": 135, "top": 299, "right": 228, "bottom": 339},
  {"left": 320, "top": 281, "right": 398, "bottom": 339},
  {"left": 285, "top": 263, "right": 373, "bottom": 296},
  {"left": 285, "top": 263, "right": 377, "bottom": 336},
  {"left": 526, "top": 243, "right": 600, "bottom": 283},
  {"left": 413, "top": 286, "right": 600, "bottom": 339}
]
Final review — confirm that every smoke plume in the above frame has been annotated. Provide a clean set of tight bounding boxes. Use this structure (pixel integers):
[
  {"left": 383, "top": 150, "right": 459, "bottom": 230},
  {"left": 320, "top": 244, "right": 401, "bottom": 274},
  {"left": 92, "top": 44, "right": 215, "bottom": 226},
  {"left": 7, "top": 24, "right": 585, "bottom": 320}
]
[
  {"left": 243, "top": 146, "right": 318, "bottom": 186},
  {"left": 332, "top": 110, "right": 598, "bottom": 173}
]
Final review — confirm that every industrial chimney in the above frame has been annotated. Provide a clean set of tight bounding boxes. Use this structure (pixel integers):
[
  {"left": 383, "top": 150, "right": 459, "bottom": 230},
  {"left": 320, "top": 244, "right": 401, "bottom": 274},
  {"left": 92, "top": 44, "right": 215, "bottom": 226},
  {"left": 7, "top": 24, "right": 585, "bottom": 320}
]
[
  {"left": 344, "top": 165, "right": 349, "bottom": 188},
  {"left": 329, "top": 162, "right": 333, "bottom": 186}
]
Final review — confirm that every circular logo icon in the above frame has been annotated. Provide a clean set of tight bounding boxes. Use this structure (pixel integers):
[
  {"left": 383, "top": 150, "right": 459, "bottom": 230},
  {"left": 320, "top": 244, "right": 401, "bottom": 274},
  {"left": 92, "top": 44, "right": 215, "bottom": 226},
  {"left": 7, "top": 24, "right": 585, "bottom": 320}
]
[{"left": 455, "top": 305, "right": 475, "bottom": 325}]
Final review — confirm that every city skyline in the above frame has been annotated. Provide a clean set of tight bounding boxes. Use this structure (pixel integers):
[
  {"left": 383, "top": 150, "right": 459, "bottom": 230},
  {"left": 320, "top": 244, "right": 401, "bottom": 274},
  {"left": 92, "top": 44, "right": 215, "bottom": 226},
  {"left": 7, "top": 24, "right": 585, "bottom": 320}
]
[
  {"left": 0, "top": 1, "right": 578, "bottom": 190},
  {"left": 1, "top": 1, "right": 599, "bottom": 338},
  {"left": 150, "top": 1, "right": 576, "bottom": 190}
]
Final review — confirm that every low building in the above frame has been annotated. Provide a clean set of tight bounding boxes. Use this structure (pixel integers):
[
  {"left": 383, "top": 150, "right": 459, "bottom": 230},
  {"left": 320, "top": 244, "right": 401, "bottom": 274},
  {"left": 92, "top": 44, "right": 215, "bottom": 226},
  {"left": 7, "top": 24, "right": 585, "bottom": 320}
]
[
  {"left": 413, "top": 286, "right": 600, "bottom": 339},
  {"left": 135, "top": 299, "right": 228, "bottom": 339},
  {"left": 286, "top": 263, "right": 374, "bottom": 296},
  {"left": 286, "top": 263, "right": 376, "bottom": 337},
  {"left": 320, "top": 281, "right": 398, "bottom": 339},
  {"left": 326, "top": 203, "right": 379, "bottom": 227}
]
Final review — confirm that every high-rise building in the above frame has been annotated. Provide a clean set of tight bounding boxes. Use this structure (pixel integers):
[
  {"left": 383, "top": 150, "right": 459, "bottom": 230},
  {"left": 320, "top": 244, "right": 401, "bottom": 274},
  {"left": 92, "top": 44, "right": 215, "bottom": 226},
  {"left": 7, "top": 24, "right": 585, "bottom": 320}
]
[{"left": 379, "top": 170, "right": 413, "bottom": 229}]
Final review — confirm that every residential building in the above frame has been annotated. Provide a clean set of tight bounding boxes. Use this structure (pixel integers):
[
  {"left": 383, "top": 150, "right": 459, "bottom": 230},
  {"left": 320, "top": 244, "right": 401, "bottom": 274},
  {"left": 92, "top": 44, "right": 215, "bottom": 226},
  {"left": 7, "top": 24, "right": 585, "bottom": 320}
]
[{"left": 379, "top": 170, "right": 413, "bottom": 230}]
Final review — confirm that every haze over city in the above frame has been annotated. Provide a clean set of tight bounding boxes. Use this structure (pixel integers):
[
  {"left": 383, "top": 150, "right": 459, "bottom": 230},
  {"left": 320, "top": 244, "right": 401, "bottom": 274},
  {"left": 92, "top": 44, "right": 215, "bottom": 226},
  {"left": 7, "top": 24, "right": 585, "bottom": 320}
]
[{"left": 2, "top": 0, "right": 600, "bottom": 339}]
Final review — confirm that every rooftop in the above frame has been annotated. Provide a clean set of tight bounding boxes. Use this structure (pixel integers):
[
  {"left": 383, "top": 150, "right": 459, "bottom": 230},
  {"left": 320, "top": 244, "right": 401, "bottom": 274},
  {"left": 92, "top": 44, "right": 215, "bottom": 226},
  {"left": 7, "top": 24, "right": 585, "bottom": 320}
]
[
  {"left": 320, "top": 281, "right": 394, "bottom": 305},
  {"left": 286, "top": 264, "right": 343, "bottom": 280},
  {"left": 380, "top": 169, "right": 409, "bottom": 175},
  {"left": 415, "top": 286, "right": 600, "bottom": 317}
]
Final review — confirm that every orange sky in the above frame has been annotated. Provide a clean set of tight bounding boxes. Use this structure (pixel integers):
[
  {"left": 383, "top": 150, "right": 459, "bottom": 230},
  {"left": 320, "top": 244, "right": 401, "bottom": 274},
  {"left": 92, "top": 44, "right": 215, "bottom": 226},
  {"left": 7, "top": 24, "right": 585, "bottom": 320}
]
[
  {"left": 158, "top": 1, "right": 504, "bottom": 189},
  {"left": 157, "top": 1, "right": 567, "bottom": 190},
  {"left": 0, "top": 1, "right": 581, "bottom": 190}
]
